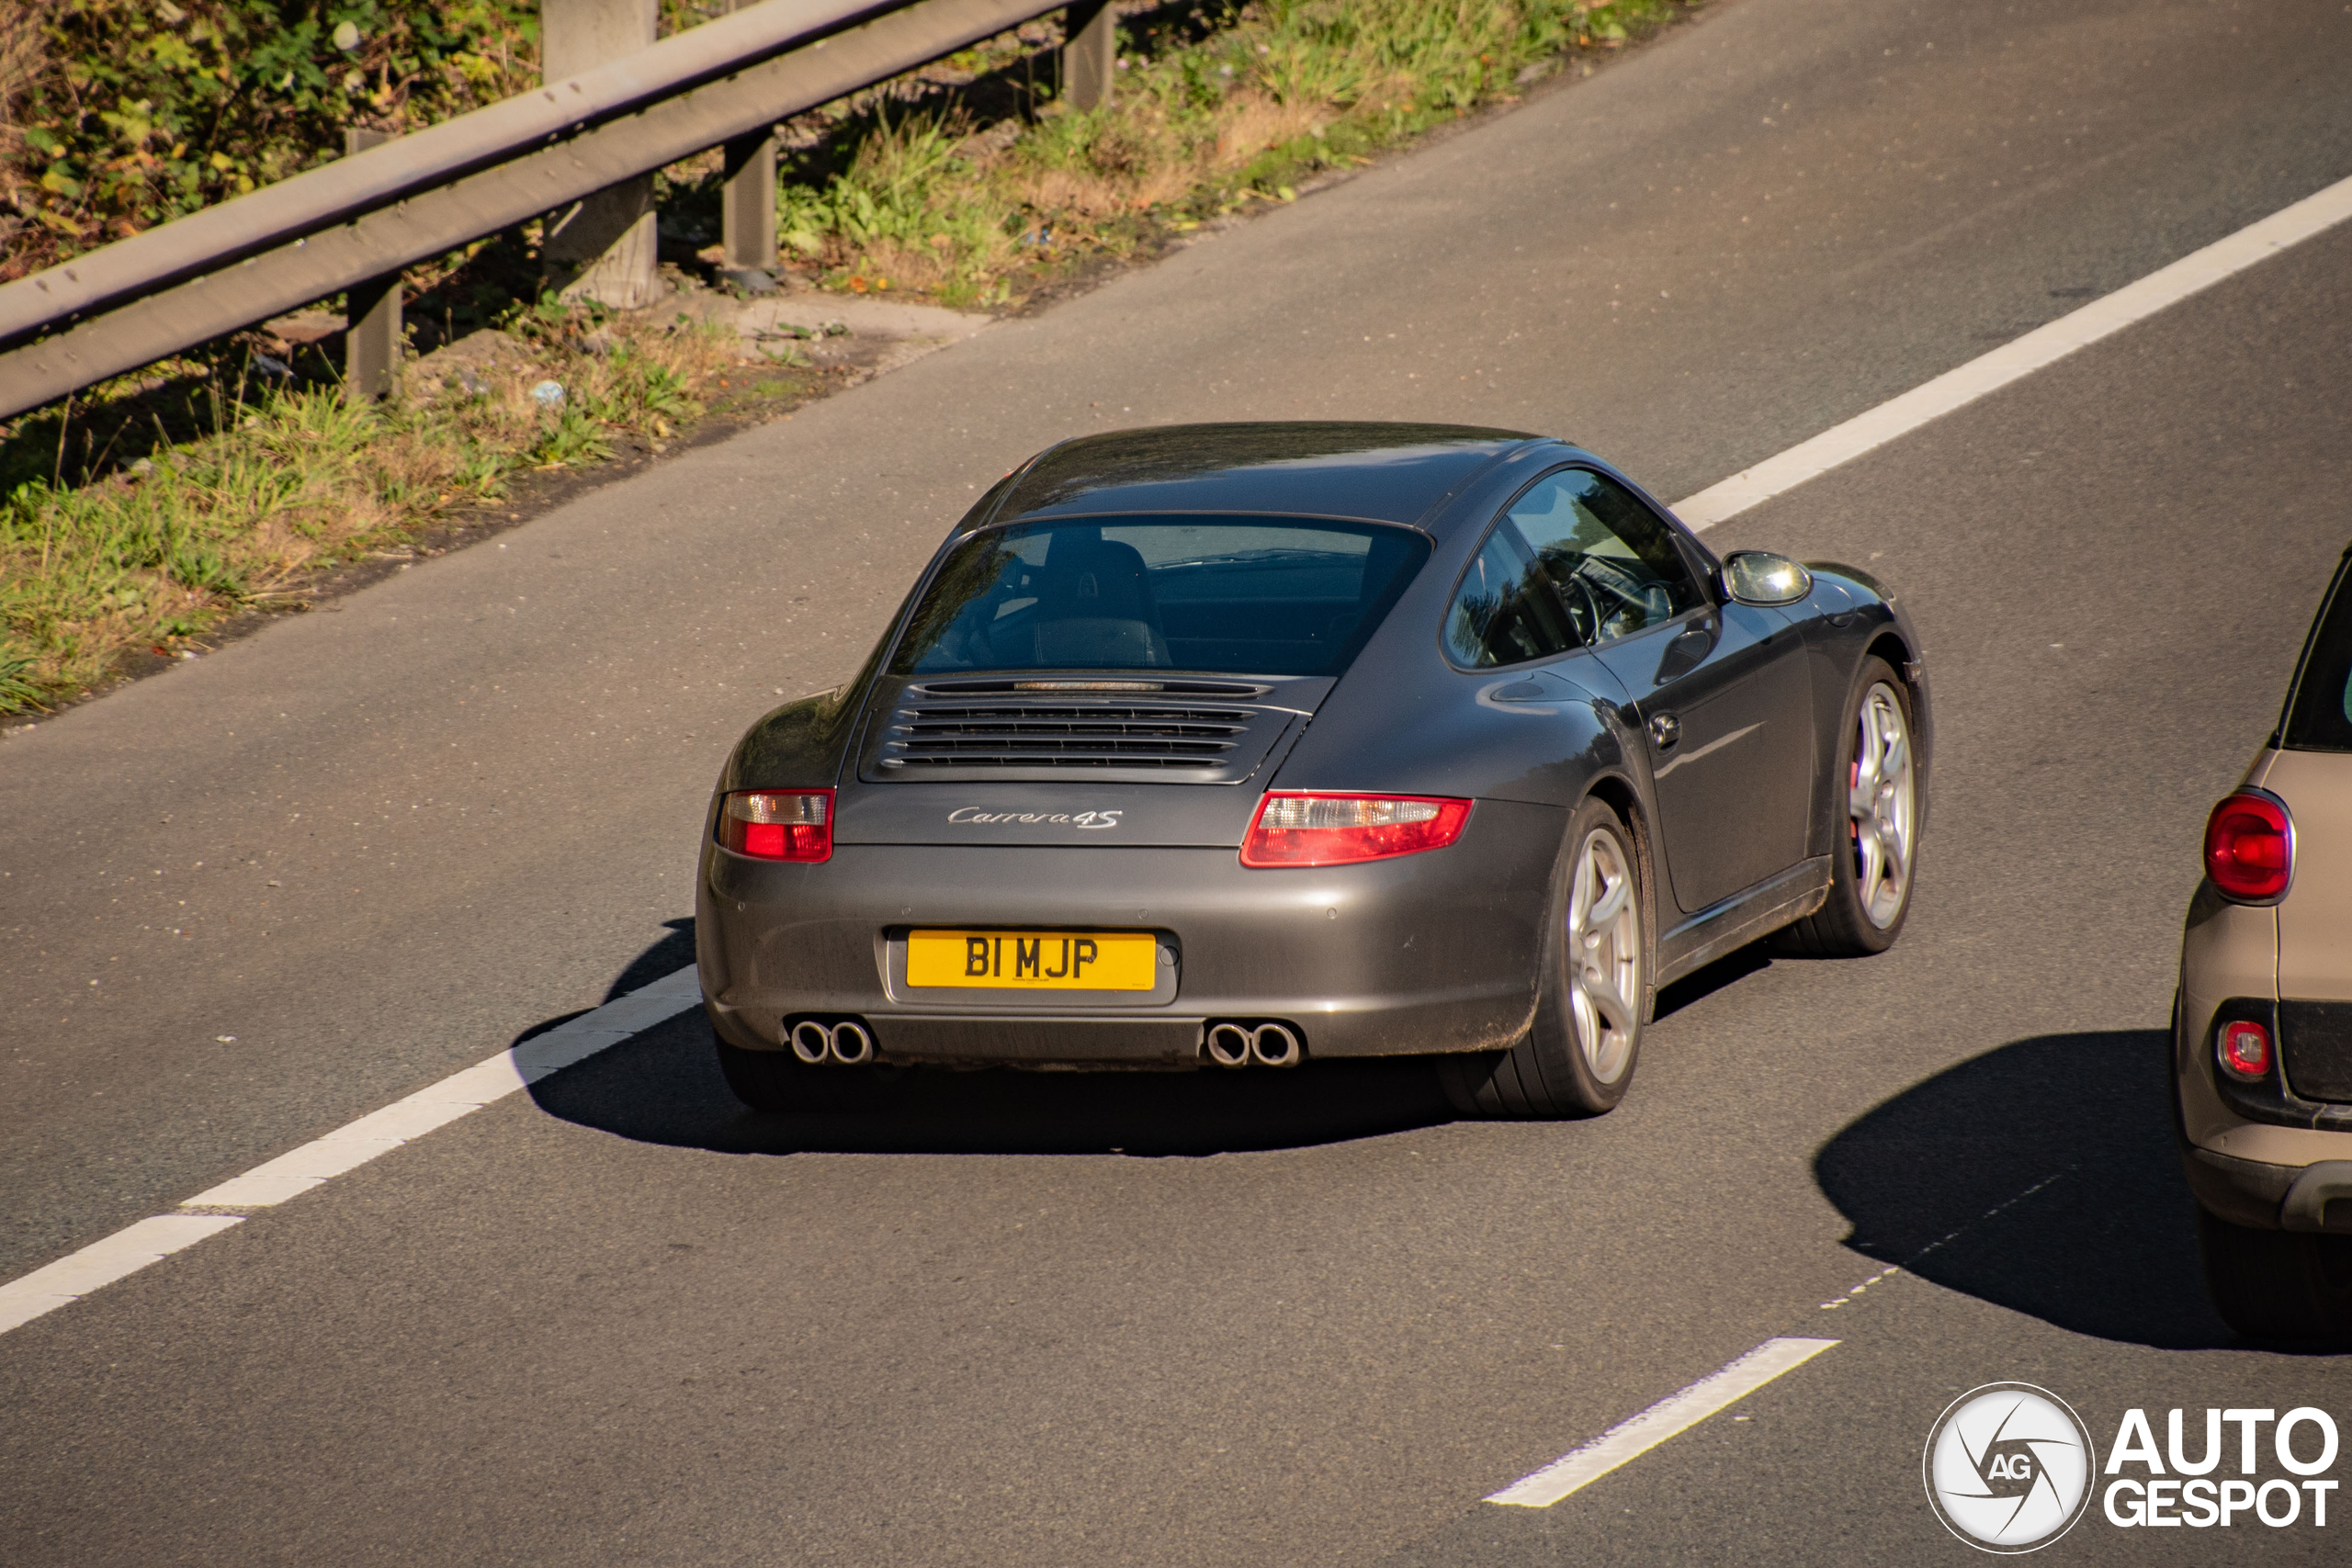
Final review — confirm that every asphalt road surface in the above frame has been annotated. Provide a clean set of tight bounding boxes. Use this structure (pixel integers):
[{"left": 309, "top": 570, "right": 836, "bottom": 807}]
[{"left": 6, "top": 0, "right": 2352, "bottom": 1562}]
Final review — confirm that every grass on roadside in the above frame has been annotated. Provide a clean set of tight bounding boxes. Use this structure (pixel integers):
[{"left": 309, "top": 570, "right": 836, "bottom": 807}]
[
  {"left": 752, "top": 0, "right": 1681, "bottom": 305},
  {"left": 0, "top": 0, "right": 1690, "bottom": 718},
  {"left": 0, "top": 310, "right": 746, "bottom": 710}
]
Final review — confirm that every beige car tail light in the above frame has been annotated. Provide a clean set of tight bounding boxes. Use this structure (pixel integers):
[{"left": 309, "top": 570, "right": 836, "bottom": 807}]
[
  {"left": 2218, "top": 1018, "right": 2273, "bottom": 1081},
  {"left": 2202, "top": 788, "right": 2292, "bottom": 903}
]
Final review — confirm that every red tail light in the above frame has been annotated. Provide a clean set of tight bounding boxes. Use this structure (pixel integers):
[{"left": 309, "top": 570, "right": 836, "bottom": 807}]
[
  {"left": 2202, "top": 790, "right": 2292, "bottom": 902},
  {"left": 1240, "top": 793, "right": 1472, "bottom": 867},
  {"left": 720, "top": 789, "right": 833, "bottom": 863},
  {"left": 2217, "top": 1020, "right": 2271, "bottom": 1080}
]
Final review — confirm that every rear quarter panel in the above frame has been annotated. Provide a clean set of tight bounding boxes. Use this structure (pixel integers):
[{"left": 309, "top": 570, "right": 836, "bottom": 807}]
[
  {"left": 2256, "top": 748, "right": 2352, "bottom": 1003},
  {"left": 1272, "top": 649, "right": 1634, "bottom": 807}
]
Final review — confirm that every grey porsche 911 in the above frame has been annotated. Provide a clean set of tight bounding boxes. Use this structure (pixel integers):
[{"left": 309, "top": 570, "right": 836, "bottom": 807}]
[{"left": 696, "top": 423, "right": 1930, "bottom": 1117}]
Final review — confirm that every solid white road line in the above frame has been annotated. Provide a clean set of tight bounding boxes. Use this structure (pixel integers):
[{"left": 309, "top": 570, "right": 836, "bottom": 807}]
[
  {"left": 0, "top": 1215, "right": 245, "bottom": 1335},
  {"left": 181, "top": 965, "right": 700, "bottom": 1208},
  {"left": 1485, "top": 1337, "right": 1839, "bottom": 1507},
  {"left": 1669, "top": 171, "right": 2352, "bottom": 530},
  {"left": 0, "top": 964, "right": 701, "bottom": 1337}
]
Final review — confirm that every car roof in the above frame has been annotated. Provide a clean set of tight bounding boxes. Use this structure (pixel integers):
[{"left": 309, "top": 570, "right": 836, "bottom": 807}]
[{"left": 983, "top": 422, "right": 1545, "bottom": 532}]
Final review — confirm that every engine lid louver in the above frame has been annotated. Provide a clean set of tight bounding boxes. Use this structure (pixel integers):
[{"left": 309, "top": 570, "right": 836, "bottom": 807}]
[
  {"left": 881, "top": 702, "right": 1254, "bottom": 771},
  {"left": 861, "top": 680, "right": 1313, "bottom": 784}
]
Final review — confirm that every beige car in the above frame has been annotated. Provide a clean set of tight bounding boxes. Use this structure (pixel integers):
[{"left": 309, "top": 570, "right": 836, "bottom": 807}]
[{"left": 2177, "top": 544, "right": 2352, "bottom": 1340}]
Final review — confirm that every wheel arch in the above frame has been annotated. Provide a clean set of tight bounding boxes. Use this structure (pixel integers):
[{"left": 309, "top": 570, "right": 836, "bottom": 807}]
[
  {"left": 1861, "top": 626, "right": 1930, "bottom": 839},
  {"left": 1583, "top": 771, "right": 1662, "bottom": 1023},
  {"left": 1865, "top": 628, "right": 1920, "bottom": 695}
]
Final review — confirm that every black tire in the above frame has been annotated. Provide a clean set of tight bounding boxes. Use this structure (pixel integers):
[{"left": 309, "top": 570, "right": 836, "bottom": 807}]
[
  {"left": 1777, "top": 654, "right": 1917, "bottom": 956},
  {"left": 715, "top": 1041, "right": 907, "bottom": 1114},
  {"left": 2198, "top": 1208, "right": 2352, "bottom": 1342},
  {"left": 1440, "top": 795, "right": 1649, "bottom": 1119}
]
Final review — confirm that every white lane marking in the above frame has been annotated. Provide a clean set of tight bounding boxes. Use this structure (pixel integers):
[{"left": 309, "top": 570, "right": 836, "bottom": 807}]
[
  {"left": 1818, "top": 1264, "right": 1900, "bottom": 1312},
  {"left": 1900, "top": 1169, "right": 2068, "bottom": 1267},
  {"left": 0, "top": 1215, "right": 244, "bottom": 1335},
  {"left": 0, "top": 964, "right": 701, "bottom": 1337},
  {"left": 1485, "top": 1337, "right": 1839, "bottom": 1507},
  {"left": 182, "top": 965, "right": 699, "bottom": 1208},
  {"left": 1815, "top": 1170, "right": 2070, "bottom": 1311},
  {"left": 1670, "top": 171, "right": 2352, "bottom": 529}
]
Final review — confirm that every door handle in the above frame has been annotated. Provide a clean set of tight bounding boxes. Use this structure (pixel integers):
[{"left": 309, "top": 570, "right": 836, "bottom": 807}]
[{"left": 1649, "top": 712, "right": 1681, "bottom": 749}]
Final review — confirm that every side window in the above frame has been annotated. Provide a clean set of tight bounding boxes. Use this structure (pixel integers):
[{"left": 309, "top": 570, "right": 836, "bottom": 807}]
[
  {"left": 2282, "top": 564, "right": 2352, "bottom": 752},
  {"left": 1443, "top": 525, "right": 1580, "bottom": 668},
  {"left": 1506, "top": 469, "right": 1703, "bottom": 645}
]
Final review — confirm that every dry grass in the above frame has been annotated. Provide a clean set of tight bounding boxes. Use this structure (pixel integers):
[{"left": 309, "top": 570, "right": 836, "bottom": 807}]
[
  {"left": 0, "top": 2, "right": 51, "bottom": 253},
  {"left": 0, "top": 4, "right": 46, "bottom": 116},
  {"left": 1211, "top": 93, "right": 1338, "bottom": 169}
]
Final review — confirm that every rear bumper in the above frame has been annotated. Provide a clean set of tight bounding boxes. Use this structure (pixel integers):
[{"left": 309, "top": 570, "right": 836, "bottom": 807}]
[
  {"left": 2180, "top": 1144, "right": 2352, "bottom": 1235},
  {"left": 2175, "top": 909, "right": 2352, "bottom": 1232},
  {"left": 695, "top": 798, "right": 1563, "bottom": 1066}
]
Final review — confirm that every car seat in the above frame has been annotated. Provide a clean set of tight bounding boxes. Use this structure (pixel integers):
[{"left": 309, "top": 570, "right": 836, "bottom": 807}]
[{"left": 1028, "top": 537, "right": 1172, "bottom": 666}]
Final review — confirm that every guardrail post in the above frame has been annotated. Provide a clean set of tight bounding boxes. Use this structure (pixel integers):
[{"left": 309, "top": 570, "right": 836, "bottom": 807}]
[
  {"left": 1062, "top": 2, "right": 1114, "bottom": 112},
  {"left": 541, "top": 0, "right": 663, "bottom": 309},
  {"left": 719, "top": 0, "right": 780, "bottom": 288},
  {"left": 343, "top": 129, "right": 401, "bottom": 400}
]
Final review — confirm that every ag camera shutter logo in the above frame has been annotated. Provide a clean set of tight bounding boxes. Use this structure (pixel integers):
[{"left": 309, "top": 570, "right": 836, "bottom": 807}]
[{"left": 1923, "top": 1383, "right": 2096, "bottom": 1552}]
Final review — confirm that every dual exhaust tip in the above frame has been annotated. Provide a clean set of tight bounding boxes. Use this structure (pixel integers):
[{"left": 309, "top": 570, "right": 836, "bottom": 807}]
[
  {"left": 1204, "top": 1021, "right": 1304, "bottom": 1069},
  {"left": 789, "top": 1017, "right": 874, "bottom": 1066},
  {"left": 792, "top": 1016, "right": 1299, "bottom": 1070}
]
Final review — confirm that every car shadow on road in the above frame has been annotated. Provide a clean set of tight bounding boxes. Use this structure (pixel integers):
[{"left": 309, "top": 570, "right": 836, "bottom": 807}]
[
  {"left": 1814, "top": 1029, "right": 2240, "bottom": 1350},
  {"left": 526, "top": 1005, "right": 1462, "bottom": 1158},
  {"left": 1652, "top": 943, "right": 1773, "bottom": 1021},
  {"left": 604, "top": 916, "right": 695, "bottom": 1000}
]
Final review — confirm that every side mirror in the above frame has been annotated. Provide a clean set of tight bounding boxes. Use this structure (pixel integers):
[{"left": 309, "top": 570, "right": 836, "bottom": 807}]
[{"left": 1721, "top": 550, "right": 1813, "bottom": 606}]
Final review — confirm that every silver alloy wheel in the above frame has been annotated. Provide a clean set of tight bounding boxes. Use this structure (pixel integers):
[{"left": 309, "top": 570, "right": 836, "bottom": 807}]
[
  {"left": 1566, "top": 827, "right": 1641, "bottom": 1084},
  {"left": 1849, "top": 681, "right": 1916, "bottom": 929}
]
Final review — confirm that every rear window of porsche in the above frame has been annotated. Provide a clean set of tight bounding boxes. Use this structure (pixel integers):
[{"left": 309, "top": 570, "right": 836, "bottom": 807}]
[
  {"left": 889, "top": 516, "right": 1430, "bottom": 677},
  {"left": 2282, "top": 558, "right": 2352, "bottom": 751}
]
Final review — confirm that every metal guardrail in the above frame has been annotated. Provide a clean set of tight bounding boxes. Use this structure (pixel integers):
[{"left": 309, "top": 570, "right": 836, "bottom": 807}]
[{"left": 0, "top": 0, "right": 1086, "bottom": 422}]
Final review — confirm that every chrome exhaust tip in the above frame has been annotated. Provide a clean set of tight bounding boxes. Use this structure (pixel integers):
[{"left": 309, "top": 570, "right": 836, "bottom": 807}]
[
  {"left": 1250, "top": 1022, "right": 1302, "bottom": 1068},
  {"left": 789, "top": 1019, "right": 832, "bottom": 1065},
  {"left": 829, "top": 1020, "right": 875, "bottom": 1066},
  {"left": 1204, "top": 1021, "right": 1252, "bottom": 1068}
]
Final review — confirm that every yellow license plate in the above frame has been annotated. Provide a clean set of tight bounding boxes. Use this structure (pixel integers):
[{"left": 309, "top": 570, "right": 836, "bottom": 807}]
[{"left": 907, "top": 930, "right": 1158, "bottom": 990}]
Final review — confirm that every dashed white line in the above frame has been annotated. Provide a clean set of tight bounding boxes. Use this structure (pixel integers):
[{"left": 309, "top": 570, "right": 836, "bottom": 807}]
[
  {"left": 0, "top": 964, "right": 701, "bottom": 1337},
  {"left": 1818, "top": 1263, "right": 1901, "bottom": 1312},
  {"left": 1670, "top": 170, "right": 2352, "bottom": 529},
  {"left": 1812, "top": 1171, "right": 2073, "bottom": 1314},
  {"left": 1485, "top": 1337, "right": 1839, "bottom": 1508}
]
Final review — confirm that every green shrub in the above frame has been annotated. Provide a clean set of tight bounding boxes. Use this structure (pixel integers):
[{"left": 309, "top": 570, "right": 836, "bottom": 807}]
[{"left": 2, "top": 1, "right": 539, "bottom": 281}]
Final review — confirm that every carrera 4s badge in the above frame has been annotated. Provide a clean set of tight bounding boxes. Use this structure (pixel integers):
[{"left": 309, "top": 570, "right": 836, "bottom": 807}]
[{"left": 946, "top": 807, "right": 1125, "bottom": 829}]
